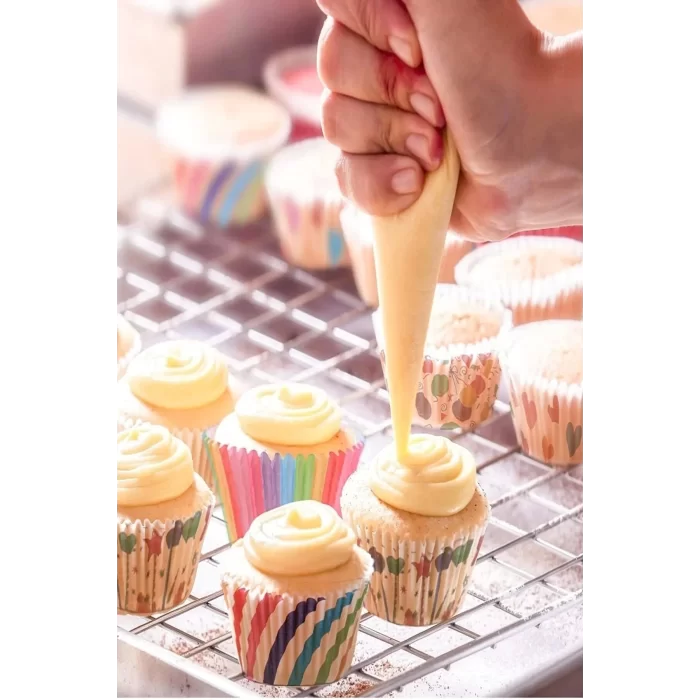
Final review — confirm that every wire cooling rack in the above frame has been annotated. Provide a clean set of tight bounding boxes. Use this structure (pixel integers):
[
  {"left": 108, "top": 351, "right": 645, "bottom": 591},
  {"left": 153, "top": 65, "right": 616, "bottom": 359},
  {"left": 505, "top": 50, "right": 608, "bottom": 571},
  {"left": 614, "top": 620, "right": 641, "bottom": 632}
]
[{"left": 116, "top": 189, "right": 583, "bottom": 698}]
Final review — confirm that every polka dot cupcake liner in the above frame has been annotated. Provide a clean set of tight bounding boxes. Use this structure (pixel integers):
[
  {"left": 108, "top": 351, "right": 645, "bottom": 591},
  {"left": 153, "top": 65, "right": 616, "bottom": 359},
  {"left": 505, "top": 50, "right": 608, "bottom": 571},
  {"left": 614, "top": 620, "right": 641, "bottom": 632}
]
[{"left": 454, "top": 236, "right": 583, "bottom": 326}]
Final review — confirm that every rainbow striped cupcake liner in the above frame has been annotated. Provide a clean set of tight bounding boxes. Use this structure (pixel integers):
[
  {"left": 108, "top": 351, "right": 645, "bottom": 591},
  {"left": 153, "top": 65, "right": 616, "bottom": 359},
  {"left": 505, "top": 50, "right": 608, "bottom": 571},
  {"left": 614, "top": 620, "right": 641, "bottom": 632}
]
[
  {"left": 222, "top": 577, "right": 368, "bottom": 686},
  {"left": 172, "top": 157, "right": 270, "bottom": 228},
  {"left": 205, "top": 433, "right": 365, "bottom": 542}
]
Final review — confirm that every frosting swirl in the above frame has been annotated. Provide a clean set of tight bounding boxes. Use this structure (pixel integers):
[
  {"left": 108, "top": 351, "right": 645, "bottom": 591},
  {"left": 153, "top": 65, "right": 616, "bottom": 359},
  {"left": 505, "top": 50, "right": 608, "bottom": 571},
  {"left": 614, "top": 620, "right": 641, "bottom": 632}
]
[
  {"left": 117, "top": 424, "right": 194, "bottom": 507},
  {"left": 243, "top": 501, "right": 355, "bottom": 575},
  {"left": 370, "top": 434, "right": 476, "bottom": 516},
  {"left": 235, "top": 383, "right": 342, "bottom": 445},
  {"left": 126, "top": 340, "right": 229, "bottom": 409}
]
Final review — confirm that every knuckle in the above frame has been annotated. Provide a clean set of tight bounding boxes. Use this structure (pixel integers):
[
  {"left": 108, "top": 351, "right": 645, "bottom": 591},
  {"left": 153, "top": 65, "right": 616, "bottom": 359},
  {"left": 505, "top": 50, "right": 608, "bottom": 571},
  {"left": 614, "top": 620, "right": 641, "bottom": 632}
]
[
  {"left": 317, "top": 19, "right": 342, "bottom": 90},
  {"left": 320, "top": 90, "right": 341, "bottom": 144},
  {"left": 378, "top": 54, "right": 402, "bottom": 106},
  {"left": 334, "top": 156, "right": 351, "bottom": 198}
]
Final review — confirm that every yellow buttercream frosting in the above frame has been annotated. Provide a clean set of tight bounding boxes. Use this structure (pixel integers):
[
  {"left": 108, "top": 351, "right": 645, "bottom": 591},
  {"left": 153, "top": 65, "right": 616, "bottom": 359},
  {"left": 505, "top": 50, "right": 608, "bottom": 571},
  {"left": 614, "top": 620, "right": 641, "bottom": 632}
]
[
  {"left": 369, "top": 434, "right": 477, "bottom": 517},
  {"left": 243, "top": 501, "right": 356, "bottom": 576},
  {"left": 126, "top": 340, "right": 229, "bottom": 410},
  {"left": 117, "top": 424, "right": 194, "bottom": 507},
  {"left": 235, "top": 383, "right": 342, "bottom": 446}
]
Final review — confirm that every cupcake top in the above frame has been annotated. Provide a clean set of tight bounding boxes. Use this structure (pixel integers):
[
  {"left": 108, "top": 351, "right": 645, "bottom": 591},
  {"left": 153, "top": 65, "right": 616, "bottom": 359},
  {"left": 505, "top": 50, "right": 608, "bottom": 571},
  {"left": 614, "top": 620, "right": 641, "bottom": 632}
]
[
  {"left": 265, "top": 138, "right": 342, "bottom": 201},
  {"left": 117, "top": 314, "right": 139, "bottom": 361},
  {"left": 505, "top": 320, "right": 582, "bottom": 385},
  {"left": 368, "top": 434, "right": 477, "bottom": 517},
  {"left": 468, "top": 247, "right": 581, "bottom": 284},
  {"left": 119, "top": 340, "right": 238, "bottom": 430},
  {"left": 216, "top": 382, "right": 355, "bottom": 456},
  {"left": 220, "top": 501, "right": 373, "bottom": 595},
  {"left": 156, "top": 85, "right": 291, "bottom": 161}
]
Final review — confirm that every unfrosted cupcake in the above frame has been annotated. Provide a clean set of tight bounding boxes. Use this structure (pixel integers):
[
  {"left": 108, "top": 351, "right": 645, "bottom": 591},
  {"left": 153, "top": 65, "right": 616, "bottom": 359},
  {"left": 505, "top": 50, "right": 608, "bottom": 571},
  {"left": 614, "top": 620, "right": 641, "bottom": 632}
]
[
  {"left": 212, "top": 383, "right": 364, "bottom": 542},
  {"left": 117, "top": 314, "right": 141, "bottom": 380},
  {"left": 502, "top": 320, "right": 583, "bottom": 466},
  {"left": 265, "top": 138, "right": 349, "bottom": 269},
  {"left": 117, "top": 339, "right": 240, "bottom": 490},
  {"left": 340, "top": 205, "right": 474, "bottom": 307},
  {"left": 341, "top": 434, "right": 489, "bottom": 626},
  {"left": 117, "top": 424, "right": 215, "bottom": 615},
  {"left": 375, "top": 285, "right": 512, "bottom": 431},
  {"left": 455, "top": 236, "right": 583, "bottom": 325},
  {"left": 156, "top": 85, "right": 291, "bottom": 227},
  {"left": 220, "top": 500, "right": 372, "bottom": 686}
]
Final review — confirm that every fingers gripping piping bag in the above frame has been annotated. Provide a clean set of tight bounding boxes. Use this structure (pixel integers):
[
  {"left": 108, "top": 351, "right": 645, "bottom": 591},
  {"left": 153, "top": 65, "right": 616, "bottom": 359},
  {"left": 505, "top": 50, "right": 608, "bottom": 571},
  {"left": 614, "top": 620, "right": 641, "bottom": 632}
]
[{"left": 373, "top": 131, "right": 460, "bottom": 458}]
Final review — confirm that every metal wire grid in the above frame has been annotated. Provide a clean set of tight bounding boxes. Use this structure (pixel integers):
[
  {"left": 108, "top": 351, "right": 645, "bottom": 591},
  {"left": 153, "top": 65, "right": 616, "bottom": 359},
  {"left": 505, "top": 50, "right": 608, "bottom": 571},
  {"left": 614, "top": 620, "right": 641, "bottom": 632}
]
[{"left": 117, "top": 193, "right": 583, "bottom": 698}]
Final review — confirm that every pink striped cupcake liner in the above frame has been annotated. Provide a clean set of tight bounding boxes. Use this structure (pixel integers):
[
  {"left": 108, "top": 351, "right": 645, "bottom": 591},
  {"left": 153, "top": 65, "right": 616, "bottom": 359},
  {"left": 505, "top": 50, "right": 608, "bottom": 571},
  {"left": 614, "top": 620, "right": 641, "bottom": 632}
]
[{"left": 205, "top": 432, "right": 365, "bottom": 542}]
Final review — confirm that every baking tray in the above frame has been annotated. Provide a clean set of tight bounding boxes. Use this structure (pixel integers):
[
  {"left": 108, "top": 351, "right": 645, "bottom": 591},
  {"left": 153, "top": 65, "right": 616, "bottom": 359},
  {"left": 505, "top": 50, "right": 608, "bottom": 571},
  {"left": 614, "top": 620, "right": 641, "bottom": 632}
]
[{"left": 116, "top": 190, "right": 583, "bottom": 697}]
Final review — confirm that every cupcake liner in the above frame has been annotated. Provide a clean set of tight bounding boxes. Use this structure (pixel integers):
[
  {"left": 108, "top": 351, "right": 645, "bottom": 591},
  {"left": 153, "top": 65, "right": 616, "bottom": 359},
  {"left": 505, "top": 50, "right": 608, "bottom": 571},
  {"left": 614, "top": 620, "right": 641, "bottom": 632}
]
[
  {"left": 346, "top": 508, "right": 488, "bottom": 626},
  {"left": 206, "top": 432, "right": 365, "bottom": 543},
  {"left": 117, "top": 330, "right": 141, "bottom": 381},
  {"left": 117, "top": 501, "right": 213, "bottom": 616},
  {"left": 340, "top": 205, "right": 378, "bottom": 307},
  {"left": 262, "top": 45, "right": 323, "bottom": 135},
  {"left": 454, "top": 236, "right": 583, "bottom": 326},
  {"left": 502, "top": 324, "right": 583, "bottom": 466},
  {"left": 117, "top": 416, "right": 220, "bottom": 493},
  {"left": 372, "top": 288, "right": 513, "bottom": 430},
  {"left": 265, "top": 139, "right": 349, "bottom": 270},
  {"left": 221, "top": 578, "right": 368, "bottom": 685}
]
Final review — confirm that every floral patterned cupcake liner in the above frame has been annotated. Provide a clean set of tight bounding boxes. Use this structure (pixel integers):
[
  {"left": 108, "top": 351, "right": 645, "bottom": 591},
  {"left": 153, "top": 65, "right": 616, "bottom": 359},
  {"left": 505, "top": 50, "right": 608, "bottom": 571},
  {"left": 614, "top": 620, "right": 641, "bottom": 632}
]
[
  {"left": 372, "top": 289, "right": 513, "bottom": 431},
  {"left": 265, "top": 139, "right": 349, "bottom": 270},
  {"left": 454, "top": 236, "right": 583, "bottom": 326},
  {"left": 117, "top": 501, "right": 214, "bottom": 616},
  {"left": 221, "top": 577, "right": 369, "bottom": 686},
  {"left": 345, "top": 507, "right": 488, "bottom": 626},
  {"left": 502, "top": 325, "right": 583, "bottom": 466},
  {"left": 205, "top": 431, "right": 365, "bottom": 542}
]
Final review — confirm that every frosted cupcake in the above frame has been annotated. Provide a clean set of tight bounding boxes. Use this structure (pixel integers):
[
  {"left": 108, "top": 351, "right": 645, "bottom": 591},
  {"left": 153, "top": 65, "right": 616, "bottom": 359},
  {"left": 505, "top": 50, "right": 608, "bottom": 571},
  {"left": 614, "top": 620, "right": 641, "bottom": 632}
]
[
  {"left": 341, "top": 434, "right": 489, "bottom": 626},
  {"left": 340, "top": 205, "right": 474, "bottom": 307},
  {"left": 117, "top": 424, "right": 215, "bottom": 615},
  {"left": 375, "top": 285, "right": 512, "bottom": 431},
  {"left": 156, "top": 85, "right": 291, "bottom": 227},
  {"left": 502, "top": 320, "right": 583, "bottom": 466},
  {"left": 220, "top": 500, "right": 372, "bottom": 686},
  {"left": 117, "top": 314, "right": 141, "bottom": 380},
  {"left": 117, "top": 339, "right": 240, "bottom": 490},
  {"left": 265, "top": 138, "right": 349, "bottom": 269},
  {"left": 212, "top": 383, "right": 364, "bottom": 542},
  {"left": 455, "top": 236, "right": 583, "bottom": 325}
]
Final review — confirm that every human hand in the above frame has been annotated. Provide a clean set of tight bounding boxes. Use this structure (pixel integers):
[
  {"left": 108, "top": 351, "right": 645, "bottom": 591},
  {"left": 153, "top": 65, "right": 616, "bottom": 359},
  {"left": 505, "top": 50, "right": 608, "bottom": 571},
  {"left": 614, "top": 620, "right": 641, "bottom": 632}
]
[{"left": 317, "top": 0, "right": 583, "bottom": 241}]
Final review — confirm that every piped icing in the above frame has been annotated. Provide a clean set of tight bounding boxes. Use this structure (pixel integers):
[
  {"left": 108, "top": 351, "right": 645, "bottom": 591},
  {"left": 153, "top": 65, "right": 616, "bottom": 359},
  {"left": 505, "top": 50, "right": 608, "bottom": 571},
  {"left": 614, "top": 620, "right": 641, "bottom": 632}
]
[
  {"left": 126, "top": 340, "right": 229, "bottom": 410},
  {"left": 369, "top": 434, "right": 476, "bottom": 517},
  {"left": 243, "top": 501, "right": 356, "bottom": 576},
  {"left": 117, "top": 424, "right": 194, "bottom": 507},
  {"left": 235, "top": 383, "right": 342, "bottom": 446}
]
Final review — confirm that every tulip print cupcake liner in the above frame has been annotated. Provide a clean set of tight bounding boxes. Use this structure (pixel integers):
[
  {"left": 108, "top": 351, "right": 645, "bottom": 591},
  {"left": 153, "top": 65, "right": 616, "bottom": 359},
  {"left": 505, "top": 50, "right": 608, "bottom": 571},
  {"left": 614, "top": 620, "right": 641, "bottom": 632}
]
[
  {"left": 221, "top": 577, "right": 368, "bottom": 686},
  {"left": 372, "top": 290, "right": 512, "bottom": 431},
  {"left": 117, "top": 501, "right": 214, "bottom": 616},
  {"left": 454, "top": 236, "right": 583, "bottom": 326},
  {"left": 265, "top": 139, "right": 349, "bottom": 269},
  {"left": 205, "top": 432, "right": 365, "bottom": 542},
  {"left": 502, "top": 323, "right": 583, "bottom": 466},
  {"left": 346, "top": 504, "right": 488, "bottom": 626}
]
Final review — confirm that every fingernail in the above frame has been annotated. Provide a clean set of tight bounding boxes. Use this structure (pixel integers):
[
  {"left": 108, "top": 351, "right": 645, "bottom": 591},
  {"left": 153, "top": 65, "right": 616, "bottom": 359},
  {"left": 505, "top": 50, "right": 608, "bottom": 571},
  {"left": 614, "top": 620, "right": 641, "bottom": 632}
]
[
  {"left": 391, "top": 168, "right": 420, "bottom": 195},
  {"left": 406, "top": 134, "right": 433, "bottom": 167},
  {"left": 389, "top": 36, "right": 415, "bottom": 66},
  {"left": 410, "top": 93, "right": 438, "bottom": 124}
]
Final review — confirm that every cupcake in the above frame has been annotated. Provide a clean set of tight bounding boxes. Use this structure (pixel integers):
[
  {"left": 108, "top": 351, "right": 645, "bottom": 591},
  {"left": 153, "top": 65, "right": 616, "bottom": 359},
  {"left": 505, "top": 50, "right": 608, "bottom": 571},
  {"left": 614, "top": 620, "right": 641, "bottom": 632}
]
[
  {"left": 117, "top": 424, "right": 215, "bottom": 615},
  {"left": 374, "top": 285, "right": 512, "bottom": 431},
  {"left": 262, "top": 45, "right": 324, "bottom": 141},
  {"left": 501, "top": 319, "right": 583, "bottom": 466},
  {"left": 156, "top": 85, "right": 291, "bottom": 227},
  {"left": 220, "top": 500, "right": 372, "bottom": 686},
  {"left": 265, "top": 138, "right": 349, "bottom": 269},
  {"left": 341, "top": 434, "right": 489, "bottom": 626},
  {"left": 454, "top": 235, "right": 583, "bottom": 325},
  {"left": 117, "top": 339, "right": 240, "bottom": 490},
  {"left": 211, "top": 383, "right": 364, "bottom": 542},
  {"left": 117, "top": 314, "right": 141, "bottom": 380},
  {"left": 340, "top": 205, "right": 474, "bottom": 307}
]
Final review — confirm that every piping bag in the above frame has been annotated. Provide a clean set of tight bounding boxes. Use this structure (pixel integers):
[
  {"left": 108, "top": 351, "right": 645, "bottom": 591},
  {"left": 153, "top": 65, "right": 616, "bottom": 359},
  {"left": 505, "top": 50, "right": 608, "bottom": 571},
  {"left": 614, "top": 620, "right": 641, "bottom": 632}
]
[{"left": 372, "top": 130, "right": 461, "bottom": 461}]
